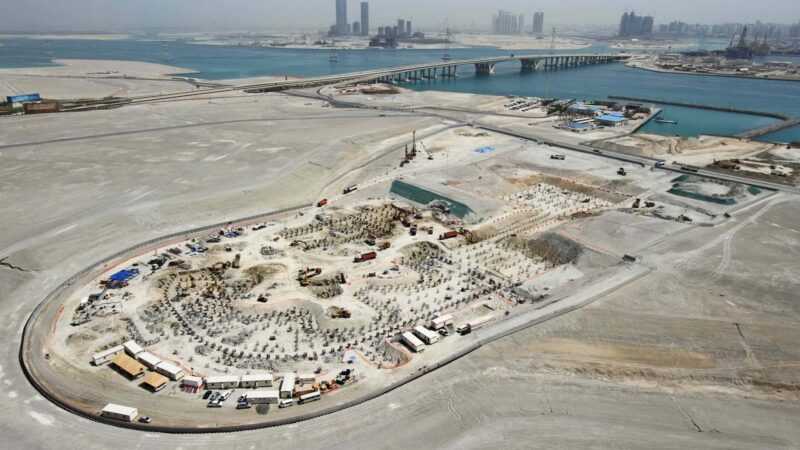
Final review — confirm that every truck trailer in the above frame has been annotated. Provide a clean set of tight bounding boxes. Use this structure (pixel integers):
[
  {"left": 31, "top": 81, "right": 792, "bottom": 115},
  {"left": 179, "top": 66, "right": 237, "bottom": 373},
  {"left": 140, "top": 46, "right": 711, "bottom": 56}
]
[{"left": 456, "top": 315, "right": 494, "bottom": 335}]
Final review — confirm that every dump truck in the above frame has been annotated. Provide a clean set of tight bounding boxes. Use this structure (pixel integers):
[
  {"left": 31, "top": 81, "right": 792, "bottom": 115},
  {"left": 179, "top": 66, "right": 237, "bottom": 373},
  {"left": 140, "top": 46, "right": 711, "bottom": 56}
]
[
  {"left": 617, "top": 167, "right": 627, "bottom": 176},
  {"left": 317, "top": 199, "right": 328, "bottom": 207},
  {"left": 343, "top": 185, "right": 358, "bottom": 194},
  {"left": 354, "top": 252, "right": 377, "bottom": 263},
  {"left": 439, "top": 231, "right": 459, "bottom": 240}
]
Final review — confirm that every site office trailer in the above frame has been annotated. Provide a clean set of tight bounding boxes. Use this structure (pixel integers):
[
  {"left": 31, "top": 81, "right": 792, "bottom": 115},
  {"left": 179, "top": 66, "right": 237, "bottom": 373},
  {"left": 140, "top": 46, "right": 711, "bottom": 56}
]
[
  {"left": 413, "top": 326, "right": 439, "bottom": 345},
  {"left": 246, "top": 390, "right": 280, "bottom": 404},
  {"left": 137, "top": 351, "right": 162, "bottom": 370},
  {"left": 280, "top": 373, "right": 296, "bottom": 399},
  {"left": 240, "top": 374, "right": 274, "bottom": 388},
  {"left": 401, "top": 332, "right": 426, "bottom": 353},
  {"left": 155, "top": 361, "right": 185, "bottom": 381},
  {"left": 92, "top": 345, "right": 124, "bottom": 365},
  {"left": 101, "top": 403, "right": 138, "bottom": 422},
  {"left": 205, "top": 375, "right": 241, "bottom": 389}
]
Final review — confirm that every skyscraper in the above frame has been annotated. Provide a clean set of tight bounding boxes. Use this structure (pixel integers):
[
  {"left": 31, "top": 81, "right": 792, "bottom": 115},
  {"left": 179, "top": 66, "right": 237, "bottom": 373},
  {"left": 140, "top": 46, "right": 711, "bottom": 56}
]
[
  {"left": 618, "top": 11, "right": 654, "bottom": 37},
  {"left": 398, "top": 19, "right": 405, "bottom": 36},
  {"left": 406, "top": 21, "right": 412, "bottom": 36},
  {"left": 336, "top": 0, "right": 348, "bottom": 36},
  {"left": 492, "top": 10, "right": 523, "bottom": 34},
  {"left": 533, "top": 12, "right": 544, "bottom": 35},
  {"left": 360, "top": 2, "right": 369, "bottom": 36}
]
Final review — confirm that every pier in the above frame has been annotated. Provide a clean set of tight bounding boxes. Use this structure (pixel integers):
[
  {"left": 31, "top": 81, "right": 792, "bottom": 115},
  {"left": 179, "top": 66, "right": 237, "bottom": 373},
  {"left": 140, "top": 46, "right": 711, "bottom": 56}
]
[{"left": 608, "top": 95, "right": 799, "bottom": 139}]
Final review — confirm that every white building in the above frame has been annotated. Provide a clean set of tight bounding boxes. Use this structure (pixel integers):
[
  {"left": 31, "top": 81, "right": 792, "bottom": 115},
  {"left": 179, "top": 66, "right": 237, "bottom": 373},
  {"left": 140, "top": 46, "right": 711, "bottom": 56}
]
[
  {"left": 123, "top": 340, "right": 144, "bottom": 357},
  {"left": 280, "top": 373, "right": 296, "bottom": 399},
  {"left": 429, "top": 314, "right": 453, "bottom": 330},
  {"left": 101, "top": 403, "right": 138, "bottom": 422},
  {"left": 92, "top": 345, "right": 124, "bottom": 365},
  {"left": 181, "top": 375, "right": 203, "bottom": 388},
  {"left": 401, "top": 332, "right": 426, "bottom": 353},
  {"left": 240, "top": 374, "right": 274, "bottom": 388},
  {"left": 413, "top": 326, "right": 439, "bottom": 345},
  {"left": 298, "top": 373, "right": 316, "bottom": 384},
  {"left": 155, "top": 361, "right": 185, "bottom": 381},
  {"left": 246, "top": 390, "right": 280, "bottom": 404},
  {"left": 205, "top": 375, "right": 240, "bottom": 389},
  {"left": 136, "top": 351, "right": 162, "bottom": 370}
]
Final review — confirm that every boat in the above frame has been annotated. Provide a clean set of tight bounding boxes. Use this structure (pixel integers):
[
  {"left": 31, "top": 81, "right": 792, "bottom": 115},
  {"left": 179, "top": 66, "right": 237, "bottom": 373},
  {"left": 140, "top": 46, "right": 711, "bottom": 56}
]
[
  {"left": 655, "top": 118, "right": 677, "bottom": 124},
  {"left": 329, "top": 40, "right": 339, "bottom": 63}
]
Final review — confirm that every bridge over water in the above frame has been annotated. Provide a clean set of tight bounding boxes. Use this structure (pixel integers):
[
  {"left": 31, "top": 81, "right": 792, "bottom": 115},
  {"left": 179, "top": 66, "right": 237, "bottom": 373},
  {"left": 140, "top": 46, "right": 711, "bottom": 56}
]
[{"left": 62, "top": 53, "right": 630, "bottom": 111}]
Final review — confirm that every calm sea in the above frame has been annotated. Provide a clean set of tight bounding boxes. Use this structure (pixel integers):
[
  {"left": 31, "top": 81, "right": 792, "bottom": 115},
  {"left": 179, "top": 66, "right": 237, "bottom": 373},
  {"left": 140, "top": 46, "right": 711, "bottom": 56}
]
[{"left": 2, "top": 38, "right": 799, "bottom": 141}]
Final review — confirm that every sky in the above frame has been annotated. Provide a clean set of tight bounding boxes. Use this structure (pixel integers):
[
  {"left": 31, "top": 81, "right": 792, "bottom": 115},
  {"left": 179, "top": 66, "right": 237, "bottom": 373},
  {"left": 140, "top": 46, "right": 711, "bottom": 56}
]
[{"left": 0, "top": 0, "right": 798, "bottom": 32}]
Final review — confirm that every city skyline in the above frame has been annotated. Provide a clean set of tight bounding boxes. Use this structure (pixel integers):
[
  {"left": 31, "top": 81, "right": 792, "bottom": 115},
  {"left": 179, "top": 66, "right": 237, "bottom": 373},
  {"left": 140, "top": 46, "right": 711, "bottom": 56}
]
[{"left": 0, "top": 0, "right": 798, "bottom": 32}]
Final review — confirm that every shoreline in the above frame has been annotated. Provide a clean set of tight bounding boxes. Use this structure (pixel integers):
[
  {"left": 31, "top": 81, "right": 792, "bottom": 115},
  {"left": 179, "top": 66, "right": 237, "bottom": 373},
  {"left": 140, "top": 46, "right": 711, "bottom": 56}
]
[{"left": 628, "top": 61, "right": 800, "bottom": 83}]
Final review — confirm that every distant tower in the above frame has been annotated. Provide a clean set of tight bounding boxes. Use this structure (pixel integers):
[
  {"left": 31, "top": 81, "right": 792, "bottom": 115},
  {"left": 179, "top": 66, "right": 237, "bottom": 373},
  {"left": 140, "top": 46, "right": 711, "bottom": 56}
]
[
  {"left": 360, "top": 2, "right": 370, "bottom": 36},
  {"left": 398, "top": 19, "right": 406, "bottom": 36},
  {"left": 533, "top": 12, "right": 544, "bottom": 35},
  {"left": 353, "top": 21, "right": 361, "bottom": 35},
  {"left": 336, "top": 0, "right": 348, "bottom": 35},
  {"left": 406, "top": 21, "right": 412, "bottom": 36}
]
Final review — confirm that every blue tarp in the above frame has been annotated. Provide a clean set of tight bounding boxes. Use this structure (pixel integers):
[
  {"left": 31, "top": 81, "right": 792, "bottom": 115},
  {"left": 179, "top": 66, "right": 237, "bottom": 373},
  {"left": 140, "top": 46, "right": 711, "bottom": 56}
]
[
  {"left": 109, "top": 269, "right": 140, "bottom": 282},
  {"left": 6, "top": 93, "right": 40, "bottom": 104},
  {"left": 567, "top": 122, "right": 591, "bottom": 130},
  {"left": 474, "top": 146, "right": 496, "bottom": 154}
]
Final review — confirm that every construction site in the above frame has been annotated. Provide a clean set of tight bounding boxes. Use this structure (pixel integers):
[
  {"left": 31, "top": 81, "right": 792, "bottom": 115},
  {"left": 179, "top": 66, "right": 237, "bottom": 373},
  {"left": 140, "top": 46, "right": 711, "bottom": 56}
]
[{"left": 3, "top": 56, "right": 800, "bottom": 447}]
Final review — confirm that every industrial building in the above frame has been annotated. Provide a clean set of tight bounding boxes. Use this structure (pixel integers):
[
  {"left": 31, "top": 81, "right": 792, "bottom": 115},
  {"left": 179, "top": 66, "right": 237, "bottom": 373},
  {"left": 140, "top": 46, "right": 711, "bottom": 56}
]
[
  {"left": 91, "top": 345, "right": 123, "bottom": 365},
  {"left": 101, "top": 403, "right": 138, "bottom": 422},
  {"left": 110, "top": 353, "right": 146, "bottom": 379},
  {"left": 596, "top": 114, "right": 629, "bottom": 127},
  {"left": 155, "top": 361, "right": 185, "bottom": 381},
  {"left": 205, "top": 375, "right": 240, "bottom": 389},
  {"left": 240, "top": 373, "right": 274, "bottom": 388},
  {"left": 280, "top": 373, "right": 296, "bottom": 399},
  {"left": 141, "top": 372, "right": 169, "bottom": 392},
  {"left": 136, "top": 351, "right": 162, "bottom": 370},
  {"left": 401, "top": 332, "right": 426, "bottom": 353}
]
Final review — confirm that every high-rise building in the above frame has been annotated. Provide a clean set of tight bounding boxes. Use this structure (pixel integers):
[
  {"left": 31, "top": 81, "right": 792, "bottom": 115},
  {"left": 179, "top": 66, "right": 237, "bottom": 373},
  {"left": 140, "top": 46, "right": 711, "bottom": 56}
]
[
  {"left": 532, "top": 12, "right": 544, "bottom": 35},
  {"left": 360, "top": 2, "right": 369, "bottom": 36},
  {"left": 398, "top": 19, "right": 405, "bottom": 36},
  {"left": 492, "top": 10, "right": 523, "bottom": 34},
  {"left": 336, "top": 0, "right": 348, "bottom": 35},
  {"left": 406, "top": 21, "right": 412, "bottom": 36},
  {"left": 618, "top": 11, "right": 653, "bottom": 37},
  {"left": 353, "top": 21, "right": 361, "bottom": 35}
]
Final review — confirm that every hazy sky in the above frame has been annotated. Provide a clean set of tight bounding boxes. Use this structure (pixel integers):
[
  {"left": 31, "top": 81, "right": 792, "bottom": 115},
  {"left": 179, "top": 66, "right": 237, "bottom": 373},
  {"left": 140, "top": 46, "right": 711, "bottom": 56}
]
[{"left": 1, "top": 0, "right": 798, "bottom": 32}]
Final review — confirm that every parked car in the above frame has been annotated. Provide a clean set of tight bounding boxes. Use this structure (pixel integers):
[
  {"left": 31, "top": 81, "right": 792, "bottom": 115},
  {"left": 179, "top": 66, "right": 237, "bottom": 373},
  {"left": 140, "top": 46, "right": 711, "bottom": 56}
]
[
  {"left": 279, "top": 399, "right": 294, "bottom": 409},
  {"left": 236, "top": 402, "right": 252, "bottom": 410},
  {"left": 138, "top": 416, "right": 151, "bottom": 424},
  {"left": 202, "top": 390, "right": 212, "bottom": 400}
]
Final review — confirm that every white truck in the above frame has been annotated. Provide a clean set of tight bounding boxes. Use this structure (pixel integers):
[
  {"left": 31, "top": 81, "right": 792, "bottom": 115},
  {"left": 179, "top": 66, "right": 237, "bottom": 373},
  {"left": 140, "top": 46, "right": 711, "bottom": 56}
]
[{"left": 456, "top": 315, "right": 494, "bottom": 335}]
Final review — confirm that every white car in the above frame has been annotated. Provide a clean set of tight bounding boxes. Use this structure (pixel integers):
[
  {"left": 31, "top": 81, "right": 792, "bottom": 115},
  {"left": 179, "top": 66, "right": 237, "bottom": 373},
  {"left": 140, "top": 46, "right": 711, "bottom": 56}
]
[{"left": 278, "top": 399, "right": 294, "bottom": 409}]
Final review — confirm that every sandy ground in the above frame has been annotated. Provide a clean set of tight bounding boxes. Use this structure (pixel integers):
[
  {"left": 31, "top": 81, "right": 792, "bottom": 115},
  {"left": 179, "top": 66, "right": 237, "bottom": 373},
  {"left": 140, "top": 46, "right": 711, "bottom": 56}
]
[
  {"left": 2, "top": 80, "right": 800, "bottom": 447},
  {"left": 451, "top": 34, "right": 590, "bottom": 51},
  {"left": 0, "top": 59, "right": 202, "bottom": 100}
]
